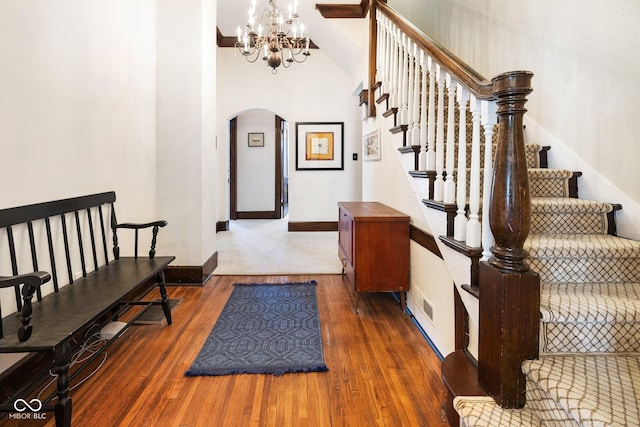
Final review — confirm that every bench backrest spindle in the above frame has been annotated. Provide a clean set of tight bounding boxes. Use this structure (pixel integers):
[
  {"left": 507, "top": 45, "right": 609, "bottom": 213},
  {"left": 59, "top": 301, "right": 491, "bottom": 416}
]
[
  {"left": 6, "top": 226, "right": 22, "bottom": 311},
  {"left": 74, "top": 210, "right": 87, "bottom": 278},
  {"left": 86, "top": 208, "right": 99, "bottom": 272},
  {"left": 45, "top": 217, "right": 60, "bottom": 293},
  {"left": 26, "top": 222, "right": 43, "bottom": 301},
  {"left": 60, "top": 213, "right": 73, "bottom": 285}
]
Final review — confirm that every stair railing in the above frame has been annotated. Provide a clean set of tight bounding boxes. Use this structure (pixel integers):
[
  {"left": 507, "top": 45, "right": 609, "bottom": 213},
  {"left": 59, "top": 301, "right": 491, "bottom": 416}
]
[
  {"left": 376, "top": 5, "right": 504, "bottom": 251},
  {"left": 372, "top": 0, "right": 540, "bottom": 409}
]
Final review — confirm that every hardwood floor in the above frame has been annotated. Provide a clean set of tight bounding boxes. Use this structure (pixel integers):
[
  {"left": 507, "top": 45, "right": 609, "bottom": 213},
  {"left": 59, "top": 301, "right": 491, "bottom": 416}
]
[{"left": 6, "top": 275, "right": 448, "bottom": 426}]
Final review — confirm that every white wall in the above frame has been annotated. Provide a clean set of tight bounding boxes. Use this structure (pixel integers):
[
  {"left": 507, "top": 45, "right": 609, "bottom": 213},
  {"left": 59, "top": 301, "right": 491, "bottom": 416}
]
[
  {"left": 0, "top": 1, "right": 157, "bottom": 216},
  {"left": 236, "top": 110, "right": 276, "bottom": 212},
  {"left": 156, "top": 0, "right": 217, "bottom": 266},
  {"left": 216, "top": 48, "right": 362, "bottom": 223},
  {"left": 389, "top": 0, "right": 640, "bottom": 239},
  {"left": 361, "top": 120, "right": 456, "bottom": 356},
  {"left": 0, "top": 0, "right": 159, "bottom": 372}
]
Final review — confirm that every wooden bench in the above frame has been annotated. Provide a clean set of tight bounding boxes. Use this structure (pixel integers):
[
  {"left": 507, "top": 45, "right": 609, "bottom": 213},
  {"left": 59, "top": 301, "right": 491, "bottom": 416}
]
[{"left": 0, "top": 192, "right": 174, "bottom": 426}]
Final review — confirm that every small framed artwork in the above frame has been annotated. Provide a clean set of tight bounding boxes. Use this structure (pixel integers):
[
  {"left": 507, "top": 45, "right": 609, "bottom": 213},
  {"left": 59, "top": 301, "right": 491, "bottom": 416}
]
[
  {"left": 363, "top": 129, "right": 381, "bottom": 161},
  {"left": 295, "top": 122, "right": 344, "bottom": 170},
  {"left": 248, "top": 132, "right": 264, "bottom": 147}
]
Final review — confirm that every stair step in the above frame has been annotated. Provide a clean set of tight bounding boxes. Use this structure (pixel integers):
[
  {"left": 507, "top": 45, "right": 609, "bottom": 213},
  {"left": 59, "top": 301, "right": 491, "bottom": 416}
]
[
  {"left": 523, "top": 355, "right": 640, "bottom": 426},
  {"left": 531, "top": 197, "right": 614, "bottom": 234},
  {"left": 526, "top": 234, "right": 640, "bottom": 284},
  {"left": 540, "top": 282, "right": 640, "bottom": 353},
  {"left": 529, "top": 168, "right": 577, "bottom": 197},
  {"left": 454, "top": 396, "right": 543, "bottom": 427}
]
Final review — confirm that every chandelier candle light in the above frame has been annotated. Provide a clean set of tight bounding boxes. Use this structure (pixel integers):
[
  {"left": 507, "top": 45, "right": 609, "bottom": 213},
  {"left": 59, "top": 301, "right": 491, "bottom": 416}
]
[{"left": 236, "top": 0, "right": 311, "bottom": 73}]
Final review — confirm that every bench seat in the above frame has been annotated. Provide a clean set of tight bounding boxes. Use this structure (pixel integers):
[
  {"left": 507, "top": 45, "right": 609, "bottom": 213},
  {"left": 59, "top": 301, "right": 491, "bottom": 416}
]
[{"left": 0, "top": 256, "right": 174, "bottom": 353}]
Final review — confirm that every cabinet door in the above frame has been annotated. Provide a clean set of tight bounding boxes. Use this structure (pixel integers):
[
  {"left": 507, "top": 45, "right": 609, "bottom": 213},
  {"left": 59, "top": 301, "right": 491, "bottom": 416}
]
[{"left": 338, "top": 207, "right": 354, "bottom": 265}]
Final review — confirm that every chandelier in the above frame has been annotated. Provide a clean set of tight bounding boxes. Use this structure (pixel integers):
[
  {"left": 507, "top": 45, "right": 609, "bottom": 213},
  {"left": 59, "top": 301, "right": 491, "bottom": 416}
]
[{"left": 236, "top": 0, "right": 311, "bottom": 73}]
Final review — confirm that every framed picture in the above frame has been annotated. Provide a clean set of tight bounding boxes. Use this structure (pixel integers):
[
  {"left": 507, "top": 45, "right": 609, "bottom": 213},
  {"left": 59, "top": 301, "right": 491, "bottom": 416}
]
[
  {"left": 248, "top": 132, "right": 264, "bottom": 147},
  {"left": 295, "top": 122, "right": 344, "bottom": 170},
  {"left": 363, "top": 129, "right": 381, "bottom": 161}
]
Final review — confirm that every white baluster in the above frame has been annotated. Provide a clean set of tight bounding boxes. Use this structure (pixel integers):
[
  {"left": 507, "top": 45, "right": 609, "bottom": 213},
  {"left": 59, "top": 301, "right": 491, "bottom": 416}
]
[
  {"left": 382, "top": 17, "right": 389, "bottom": 96},
  {"left": 433, "top": 65, "right": 446, "bottom": 201},
  {"left": 466, "top": 95, "right": 482, "bottom": 248},
  {"left": 481, "top": 100, "right": 497, "bottom": 259},
  {"left": 419, "top": 50, "right": 428, "bottom": 170},
  {"left": 406, "top": 39, "right": 415, "bottom": 143},
  {"left": 400, "top": 34, "right": 409, "bottom": 126},
  {"left": 444, "top": 75, "right": 457, "bottom": 204},
  {"left": 454, "top": 85, "right": 469, "bottom": 241},
  {"left": 411, "top": 43, "right": 421, "bottom": 147},
  {"left": 383, "top": 18, "right": 392, "bottom": 95},
  {"left": 390, "top": 27, "right": 399, "bottom": 109},
  {"left": 426, "top": 56, "right": 436, "bottom": 172}
]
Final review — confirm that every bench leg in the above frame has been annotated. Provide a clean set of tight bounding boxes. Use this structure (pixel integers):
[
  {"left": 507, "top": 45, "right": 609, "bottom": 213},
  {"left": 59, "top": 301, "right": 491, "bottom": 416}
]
[
  {"left": 54, "top": 343, "right": 72, "bottom": 427},
  {"left": 157, "top": 271, "right": 172, "bottom": 325}
]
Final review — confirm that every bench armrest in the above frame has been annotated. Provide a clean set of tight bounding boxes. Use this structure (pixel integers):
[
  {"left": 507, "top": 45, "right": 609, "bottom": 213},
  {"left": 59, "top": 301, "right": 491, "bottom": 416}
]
[
  {"left": 114, "top": 220, "right": 168, "bottom": 230},
  {"left": 112, "top": 219, "right": 168, "bottom": 260},
  {"left": 0, "top": 272, "right": 51, "bottom": 342},
  {"left": 0, "top": 272, "right": 51, "bottom": 289}
]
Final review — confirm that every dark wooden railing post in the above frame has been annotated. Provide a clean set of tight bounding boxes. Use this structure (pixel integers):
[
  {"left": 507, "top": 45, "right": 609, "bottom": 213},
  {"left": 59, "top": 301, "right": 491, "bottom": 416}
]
[{"left": 478, "top": 71, "right": 540, "bottom": 408}]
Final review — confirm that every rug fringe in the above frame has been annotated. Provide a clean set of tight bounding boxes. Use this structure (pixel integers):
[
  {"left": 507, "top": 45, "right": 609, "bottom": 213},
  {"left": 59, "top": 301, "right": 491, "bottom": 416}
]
[
  {"left": 233, "top": 280, "right": 318, "bottom": 287},
  {"left": 185, "top": 363, "right": 328, "bottom": 377}
]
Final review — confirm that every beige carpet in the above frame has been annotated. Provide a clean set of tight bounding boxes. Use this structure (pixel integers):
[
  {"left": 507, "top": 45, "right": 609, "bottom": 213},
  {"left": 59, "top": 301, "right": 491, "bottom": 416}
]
[{"left": 213, "top": 218, "right": 343, "bottom": 275}]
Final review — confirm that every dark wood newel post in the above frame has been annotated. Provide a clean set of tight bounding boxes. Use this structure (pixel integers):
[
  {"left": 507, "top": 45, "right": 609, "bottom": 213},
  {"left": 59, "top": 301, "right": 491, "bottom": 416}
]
[
  {"left": 478, "top": 70, "right": 540, "bottom": 409},
  {"left": 489, "top": 71, "right": 534, "bottom": 272}
]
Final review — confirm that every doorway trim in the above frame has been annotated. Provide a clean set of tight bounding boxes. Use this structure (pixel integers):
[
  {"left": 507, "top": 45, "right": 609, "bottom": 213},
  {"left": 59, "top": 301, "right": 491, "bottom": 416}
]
[{"left": 229, "top": 112, "right": 288, "bottom": 220}]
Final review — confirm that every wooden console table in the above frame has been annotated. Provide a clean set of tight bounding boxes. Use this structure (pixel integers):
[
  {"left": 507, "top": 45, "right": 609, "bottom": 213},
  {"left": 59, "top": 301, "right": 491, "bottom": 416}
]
[{"left": 338, "top": 202, "right": 410, "bottom": 313}]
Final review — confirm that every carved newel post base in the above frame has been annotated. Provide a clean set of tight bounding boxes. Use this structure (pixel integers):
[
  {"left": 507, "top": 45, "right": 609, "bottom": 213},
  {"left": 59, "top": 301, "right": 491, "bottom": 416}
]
[{"left": 478, "top": 261, "right": 540, "bottom": 408}]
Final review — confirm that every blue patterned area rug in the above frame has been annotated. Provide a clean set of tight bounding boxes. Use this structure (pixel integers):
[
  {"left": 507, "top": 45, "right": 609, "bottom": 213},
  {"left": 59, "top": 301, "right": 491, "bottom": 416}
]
[{"left": 185, "top": 281, "right": 329, "bottom": 377}]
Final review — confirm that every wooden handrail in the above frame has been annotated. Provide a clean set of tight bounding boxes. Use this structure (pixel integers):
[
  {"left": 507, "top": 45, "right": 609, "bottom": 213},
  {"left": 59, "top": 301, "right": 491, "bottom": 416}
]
[{"left": 377, "top": 2, "right": 494, "bottom": 99}]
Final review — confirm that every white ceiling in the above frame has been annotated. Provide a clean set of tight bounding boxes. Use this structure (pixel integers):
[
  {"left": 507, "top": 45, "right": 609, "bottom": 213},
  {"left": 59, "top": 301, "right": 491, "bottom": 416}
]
[
  {"left": 217, "top": 0, "right": 367, "bottom": 73},
  {"left": 217, "top": 0, "right": 356, "bottom": 42}
]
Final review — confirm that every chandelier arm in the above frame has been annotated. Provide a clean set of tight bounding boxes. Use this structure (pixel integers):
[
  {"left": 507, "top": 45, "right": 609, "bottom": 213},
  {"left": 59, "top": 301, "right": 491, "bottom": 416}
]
[
  {"left": 235, "top": 45, "right": 263, "bottom": 63},
  {"left": 237, "top": 0, "right": 311, "bottom": 72}
]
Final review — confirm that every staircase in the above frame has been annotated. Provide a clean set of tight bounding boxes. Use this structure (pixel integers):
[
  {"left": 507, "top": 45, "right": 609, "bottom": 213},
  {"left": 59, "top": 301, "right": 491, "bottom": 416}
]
[
  {"left": 369, "top": 3, "right": 640, "bottom": 426},
  {"left": 452, "top": 145, "right": 640, "bottom": 425}
]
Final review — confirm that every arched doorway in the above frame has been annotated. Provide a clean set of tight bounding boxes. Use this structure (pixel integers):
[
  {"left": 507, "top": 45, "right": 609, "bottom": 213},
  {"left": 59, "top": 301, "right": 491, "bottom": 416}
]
[{"left": 229, "top": 110, "right": 288, "bottom": 219}]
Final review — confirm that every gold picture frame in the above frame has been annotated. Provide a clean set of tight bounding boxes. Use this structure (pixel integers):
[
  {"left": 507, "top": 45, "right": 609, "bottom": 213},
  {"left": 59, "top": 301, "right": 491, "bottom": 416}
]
[{"left": 295, "top": 122, "right": 344, "bottom": 170}]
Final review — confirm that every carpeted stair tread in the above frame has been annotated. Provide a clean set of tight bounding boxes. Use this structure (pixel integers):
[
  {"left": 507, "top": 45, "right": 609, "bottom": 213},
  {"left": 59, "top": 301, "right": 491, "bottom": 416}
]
[
  {"left": 530, "top": 198, "right": 613, "bottom": 234},
  {"left": 531, "top": 197, "right": 613, "bottom": 214},
  {"left": 526, "top": 234, "right": 640, "bottom": 259},
  {"left": 541, "top": 282, "right": 640, "bottom": 323},
  {"left": 523, "top": 355, "right": 640, "bottom": 426},
  {"left": 454, "top": 396, "right": 543, "bottom": 427},
  {"left": 528, "top": 168, "right": 575, "bottom": 198},
  {"left": 526, "top": 234, "right": 640, "bottom": 284},
  {"left": 539, "top": 282, "right": 640, "bottom": 354}
]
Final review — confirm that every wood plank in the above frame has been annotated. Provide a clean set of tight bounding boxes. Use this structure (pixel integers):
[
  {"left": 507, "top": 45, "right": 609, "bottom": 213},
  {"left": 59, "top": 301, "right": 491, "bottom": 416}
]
[{"left": 7, "top": 274, "right": 448, "bottom": 426}]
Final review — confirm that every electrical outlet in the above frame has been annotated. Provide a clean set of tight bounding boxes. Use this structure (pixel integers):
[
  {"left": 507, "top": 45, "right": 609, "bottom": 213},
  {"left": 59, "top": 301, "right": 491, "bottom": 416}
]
[{"left": 352, "top": 153, "right": 358, "bottom": 161}]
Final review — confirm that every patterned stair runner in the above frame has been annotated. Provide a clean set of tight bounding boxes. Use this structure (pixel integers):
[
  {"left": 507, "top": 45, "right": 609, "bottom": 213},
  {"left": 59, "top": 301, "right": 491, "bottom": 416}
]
[{"left": 452, "top": 144, "right": 640, "bottom": 424}]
